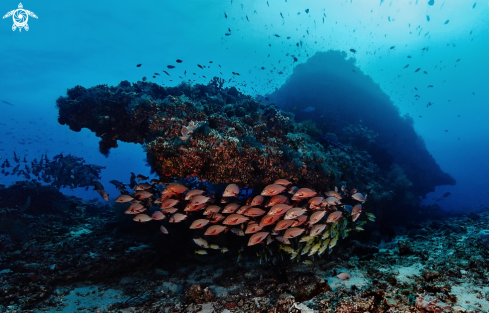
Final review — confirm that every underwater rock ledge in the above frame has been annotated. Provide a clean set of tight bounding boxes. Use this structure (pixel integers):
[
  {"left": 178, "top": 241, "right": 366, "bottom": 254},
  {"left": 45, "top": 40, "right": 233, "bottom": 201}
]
[{"left": 56, "top": 79, "right": 388, "bottom": 193}]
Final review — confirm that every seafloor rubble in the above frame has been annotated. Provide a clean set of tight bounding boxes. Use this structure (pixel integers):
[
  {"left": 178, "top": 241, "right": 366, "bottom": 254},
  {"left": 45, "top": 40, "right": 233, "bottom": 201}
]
[
  {"left": 1, "top": 181, "right": 488, "bottom": 313},
  {"left": 56, "top": 78, "right": 391, "bottom": 195}
]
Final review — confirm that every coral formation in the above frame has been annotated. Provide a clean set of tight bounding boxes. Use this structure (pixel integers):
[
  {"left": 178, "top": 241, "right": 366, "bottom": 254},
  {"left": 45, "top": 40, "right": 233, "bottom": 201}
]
[{"left": 56, "top": 79, "right": 389, "bottom": 193}]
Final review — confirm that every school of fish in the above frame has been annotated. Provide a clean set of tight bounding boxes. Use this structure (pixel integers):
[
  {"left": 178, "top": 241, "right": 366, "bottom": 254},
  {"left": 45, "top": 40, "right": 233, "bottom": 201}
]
[{"left": 114, "top": 177, "right": 375, "bottom": 261}]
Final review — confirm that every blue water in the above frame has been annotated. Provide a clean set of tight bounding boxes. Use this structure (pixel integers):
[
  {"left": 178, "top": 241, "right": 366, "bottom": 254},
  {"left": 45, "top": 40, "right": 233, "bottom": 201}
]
[{"left": 1, "top": 0, "right": 488, "bottom": 211}]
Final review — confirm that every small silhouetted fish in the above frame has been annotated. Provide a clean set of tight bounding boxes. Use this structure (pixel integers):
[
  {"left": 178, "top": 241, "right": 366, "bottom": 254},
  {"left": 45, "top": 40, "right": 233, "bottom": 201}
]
[
  {"left": 225, "top": 32, "right": 231, "bottom": 36},
  {"left": 472, "top": 3, "right": 476, "bottom": 9},
  {"left": 287, "top": 36, "right": 291, "bottom": 39},
  {"left": 444, "top": 130, "right": 448, "bottom": 132},
  {"left": 261, "top": 67, "right": 265, "bottom": 70},
  {"left": 176, "top": 59, "right": 183, "bottom": 63},
  {"left": 427, "top": 85, "right": 433, "bottom": 88},
  {"left": 456, "top": 59, "right": 460, "bottom": 62},
  {"left": 280, "top": 12, "right": 283, "bottom": 18},
  {"left": 444, "top": 20, "right": 449, "bottom": 24},
  {"left": 197, "top": 64, "right": 204, "bottom": 70},
  {"left": 163, "top": 71, "right": 170, "bottom": 76},
  {"left": 350, "top": 49, "right": 356, "bottom": 53},
  {"left": 224, "top": 12, "right": 227, "bottom": 18},
  {"left": 403, "top": 64, "right": 409, "bottom": 69},
  {"left": 278, "top": 71, "right": 283, "bottom": 74},
  {"left": 305, "top": 8, "right": 309, "bottom": 13},
  {"left": 407, "top": 55, "right": 411, "bottom": 58},
  {"left": 136, "top": 64, "right": 142, "bottom": 67},
  {"left": 246, "top": 15, "right": 249, "bottom": 21},
  {"left": 428, "top": 0, "right": 434, "bottom": 5},
  {"left": 415, "top": 68, "right": 421, "bottom": 72},
  {"left": 167, "top": 65, "right": 175, "bottom": 69},
  {"left": 1, "top": 100, "right": 13, "bottom": 106},
  {"left": 390, "top": 46, "right": 395, "bottom": 49},
  {"left": 274, "top": 34, "right": 280, "bottom": 37},
  {"left": 142, "top": 77, "right": 147, "bottom": 81},
  {"left": 426, "top": 15, "right": 430, "bottom": 22},
  {"left": 301, "top": 106, "right": 315, "bottom": 113}
]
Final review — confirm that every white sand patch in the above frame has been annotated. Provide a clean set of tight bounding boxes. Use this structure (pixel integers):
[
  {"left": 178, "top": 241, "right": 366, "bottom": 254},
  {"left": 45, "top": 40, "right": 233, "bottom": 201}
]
[
  {"left": 326, "top": 268, "right": 368, "bottom": 290},
  {"left": 35, "top": 285, "right": 128, "bottom": 313},
  {"left": 452, "top": 283, "right": 489, "bottom": 311},
  {"left": 395, "top": 263, "right": 423, "bottom": 283}
]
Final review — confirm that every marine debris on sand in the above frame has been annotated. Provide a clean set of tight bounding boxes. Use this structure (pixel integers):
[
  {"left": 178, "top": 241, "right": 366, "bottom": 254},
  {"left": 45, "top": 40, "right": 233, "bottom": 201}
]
[{"left": 0, "top": 181, "right": 488, "bottom": 312}]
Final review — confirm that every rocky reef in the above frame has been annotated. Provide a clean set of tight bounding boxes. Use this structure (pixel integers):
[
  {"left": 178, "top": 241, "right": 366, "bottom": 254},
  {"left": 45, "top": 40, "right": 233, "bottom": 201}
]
[
  {"left": 56, "top": 78, "right": 390, "bottom": 195},
  {"left": 1, "top": 180, "right": 488, "bottom": 312},
  {"left": 269, "top": 50, "right": 456, "bottom": 199}
]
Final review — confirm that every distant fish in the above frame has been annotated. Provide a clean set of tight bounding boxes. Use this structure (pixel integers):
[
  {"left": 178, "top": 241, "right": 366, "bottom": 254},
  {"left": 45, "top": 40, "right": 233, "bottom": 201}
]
[
  {"left": 225, "top": 33, "right": 231, "bottom": 36},
  {"left": 403, "top": 64, "right": 409, "bottom": 69},
  {"left": 426, "top": 15, "right": 430, "bottom": 22},
  {"left": 1, "top": 100, "right": 13, "bottom": 106},
  {"left": 415, "top": 68, "right": 421, "bottom": 72},
  {"left": 390, "top": 46, "right": 395, "bottom": 49},
  {"left": 472, "top": 3, "right": 476, "bottom": 9},
  {"left": 428, "top": 0, "right": 434, "bottom": 5},
  {"left": 163, "top": 71, "right": 170, "bottom": 76},
  {"left": 350, "top": 48, "right": 356, "bottom": 53},
  {"left": 167, "top": 65, "right": 175, "bottom": 69},
  {"left": 300, "top": 106, "right": 315, "bottom": 113},
  {"left": 305, "top": 8, "right": 309, "bottom": 13},
  {"left": 197, "top": 64, "right": 204, "bottom": 69},
  {"left": 274, "top": 34, "right": 280, "bottom": 37},
  {"left": 142, "top": 77, "right": 147, "bottom": 81},
  {"left": 444, "top": 20, "right": 449, "bottom": 24},
  {"left": 176, "top": 59, "right": 183, "bottom": 63},
  {"left": 136, "top": 64, "right": 142, "bottom": 67},
  {"left": 427, "top": 85, "right": 434, "bottom": 88},
  {"left": 224, "top": 12, "right": 227, "bottom": 18}
]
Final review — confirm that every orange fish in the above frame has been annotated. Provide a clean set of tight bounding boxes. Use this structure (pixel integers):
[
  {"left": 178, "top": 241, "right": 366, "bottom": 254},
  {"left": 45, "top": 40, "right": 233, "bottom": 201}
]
[
  {"left": 274, "top": 219, "right": 295, "bottom": 231},
  {"left": 283, "top": 227, "right": 305, "bottom": 239},
  {"left": 274, "top": 178, "right": 292, "bottom": 186},
  {"left": 337, "top": 272, "right": 351, "bottom": 280},
  {"left": 244, "top": 207, "right": 266, "bottom": 217},
  {"left": 308, "top": 196, "right": 324, "bottom": 209},
  {"left": 352, "top": 192, "right": 366, "bottom": 202},
  {"left": 133, "top": 214, "right": 153, "bottom": 222},
  {"left": 291, "top": 215, "right": 308, "bottom": 227},
  {"left": 293, "top": 188, "right": 317, "bottom": 199},
  {"left": 276, "top": 236, "right": 291, "bottom": 244},
  {"left": 210, "top": 213, "right": 225, "bottom": 223},
  {"left": 248, "top": 232, "right": 270, "bottom": 246},
  {"left": 135, "top": 183, "right": 152, "bottom": 191},
  {"left": 222, "top": 214, "right": 249, "bottom": 225},
  {"left": 245, "top": 222, "right": 264, "bottom": 234},
  {"left": 309, "top": 210, "right": 326, "bottom": 225},
  {"left": 161, "top": 207, "right": 178, "bottom": 214},
  {"left": 169, "top": 213, "right": 187, "bottom": 223},
  {"left": 236, "top": 205, "right": 251, "bottom": 215},
  {"left": 185, "top": 189, "right": 205, "bottom": 200},
  {"left": 266, "top": 195, "right": 288, "bottom": 207},
  {"left": 324, "top": 197, "right": 341, "bottom": 206},
  {"left": 284, "top": 207, "right": 306, "bottom": 220},
  {"left": 115, "top": 194, "right": 134, "bottom": 203},
  {"left": 164, "top": 183, "right": 189, "bottom": 194},
  {"left": 223, "top": 184, "right": 239, "bottom": 197},
  {"left": 268, "top": 203, "right": 292, "bottom": 215},
  {"left": 190, "top": 195, "right": 210, "bottom": 206},
  {"left": 309, "top": 224, "right": 326, "bottom": 236},
  {"left": 160, "top": 199, "right": 179, "bottom": 208},
  {"left": 151, "top": 211, "right": 166, "bottom": 221},
  {"left": 250, "top": 195, "right": 265, "bottom": 206},
  {"left": 204, "top": 225, "right": 227, "bottom": 235},
  {"left": 203, "top": 205, "right": 221, "bottom": 215},
  {"left": 325, "top": 190, "right": 342, "bottom": 199},
  {"left": 259, "top": 214, "right": 281, "bottom": 227},
  {"left": 159, "top": 225, "right": 169, "bottom": 234},
  {"left": 222, "top": 203, "right": 240, "bottom": 214},
  {"left": 261, "top": 184, "right": 287, "bottom": 196},
  {"left": 189, "top": 219, "right": 210, "bottom": 229},
  {"left": 184, "top": 203, "right": 206, "bottom": 212},
  {"left": 326, "top": 211, "right": 342, "bottom": 223},
  {"left": 134, "top": 190, "right": 153, "bottom": 199},
  {"left": 351, "top": 204, "right": 362, "bottom": 222}
]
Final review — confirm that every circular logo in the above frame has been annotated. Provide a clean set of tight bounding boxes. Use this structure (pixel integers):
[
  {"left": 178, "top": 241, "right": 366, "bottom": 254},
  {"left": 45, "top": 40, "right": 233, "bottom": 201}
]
[{"left": 13, "top": 9, "right": 28, "bottom": 28}]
